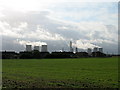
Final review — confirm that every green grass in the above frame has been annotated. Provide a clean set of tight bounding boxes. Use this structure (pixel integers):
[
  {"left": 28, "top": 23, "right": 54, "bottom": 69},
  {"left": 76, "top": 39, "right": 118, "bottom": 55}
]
[{"left": 2, "top": 57, "right": 118, "bottom": 88}]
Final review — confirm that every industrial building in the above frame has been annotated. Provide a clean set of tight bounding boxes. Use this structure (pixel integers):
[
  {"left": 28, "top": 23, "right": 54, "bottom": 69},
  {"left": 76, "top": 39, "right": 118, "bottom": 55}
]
[
  {"left": 70, "top": 41, "right": 73, "bottom": 52},
  {"left": 75, "top": 47, "right": 78, "bottom": 53},
  {"left": 41, "top": 45, "right": 47, "bottom": 52},
  {"left": 87, "top": 48, "right": 92, "bottom": 55},
  {"left": 34, "top": 46, "right": 39, "bottom": 51},
  {"left": 26, "top": 45, "right": 32, "bottom": 52}
]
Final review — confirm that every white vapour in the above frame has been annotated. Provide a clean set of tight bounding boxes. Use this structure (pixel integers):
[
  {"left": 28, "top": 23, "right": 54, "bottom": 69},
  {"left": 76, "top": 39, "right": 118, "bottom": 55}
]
[
  {"left": 17, "top": 39, "right": 47, "bottom": 47},
  {"left": 73, "top": 39, "right": 101, "bottom": 49}
]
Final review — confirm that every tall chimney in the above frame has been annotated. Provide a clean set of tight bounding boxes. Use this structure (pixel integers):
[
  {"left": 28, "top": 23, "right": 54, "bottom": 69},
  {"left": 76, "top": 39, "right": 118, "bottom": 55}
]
[{"left": 70, "top": 41, "right": 72, "bottom": 52}]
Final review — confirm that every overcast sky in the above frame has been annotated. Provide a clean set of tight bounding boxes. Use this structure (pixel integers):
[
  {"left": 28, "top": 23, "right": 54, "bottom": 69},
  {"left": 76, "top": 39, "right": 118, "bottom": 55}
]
[{"left": 0, "top": 0, "right": 119, "bottom": 54}]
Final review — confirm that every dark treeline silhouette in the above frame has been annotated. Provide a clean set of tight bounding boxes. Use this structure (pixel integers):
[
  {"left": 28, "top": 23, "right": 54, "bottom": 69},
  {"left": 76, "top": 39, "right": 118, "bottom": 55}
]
[
  {"left": 46, "top": 52, "right": 74, "bottom": 58},
  {"left": 19, "top": 51, "right": 49, "bottom": 59},
  {"left": 1, "top": 51, "right": 18, "bottom": 59},
  {"left": 0, "top": 50, "right": 112, "bottom": 59}
]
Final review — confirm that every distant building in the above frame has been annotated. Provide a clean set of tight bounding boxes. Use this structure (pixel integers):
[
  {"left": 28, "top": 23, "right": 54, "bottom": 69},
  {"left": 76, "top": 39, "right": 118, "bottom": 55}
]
[
  {"left": 75, "top": 47, "right": 78, "bottom": 53},
  {"left": 93, "top": 47, "right": 98, "bottom": 52},
  {"left": 41, "top": 45, "right": 47, "bottom": 52},
  {"left": 98, "top": 48, "right": 103, "bottom": 53},
  {"left": 87, "top": 48, "right": 92, "bottom": 55},
  {"left": 26, "top": 45, "right": 32, "bottom": 52},
  {"left": 34, "top": 46, "right": 39, "bottom": 51},
  {"left": 70, "top": 41, "right": 73, "bottom": 52}
]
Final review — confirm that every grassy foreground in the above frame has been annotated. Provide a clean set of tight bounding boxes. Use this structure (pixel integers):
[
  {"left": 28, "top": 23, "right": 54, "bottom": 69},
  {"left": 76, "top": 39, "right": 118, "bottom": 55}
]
[{"left": 2, "top": 57, "right": 118, "bottom": 88}]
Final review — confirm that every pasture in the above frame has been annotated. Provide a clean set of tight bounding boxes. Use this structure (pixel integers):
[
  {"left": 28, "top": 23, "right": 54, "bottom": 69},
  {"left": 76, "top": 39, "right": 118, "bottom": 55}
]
[{"left": 2, "top": 57, "right": 118, "bottom": 88}]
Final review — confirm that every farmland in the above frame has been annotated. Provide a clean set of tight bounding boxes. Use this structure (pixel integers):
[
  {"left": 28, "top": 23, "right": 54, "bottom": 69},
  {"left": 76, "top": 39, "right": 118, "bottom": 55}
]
[{"left": 2, "top": 57, "right": 118, "bottom": 88}]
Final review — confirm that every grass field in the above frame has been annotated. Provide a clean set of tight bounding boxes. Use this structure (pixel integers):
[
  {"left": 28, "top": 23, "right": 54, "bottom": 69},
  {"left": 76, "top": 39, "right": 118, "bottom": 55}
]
[{"left": 2, "top": 57, "right": 118, "bottom": 88}]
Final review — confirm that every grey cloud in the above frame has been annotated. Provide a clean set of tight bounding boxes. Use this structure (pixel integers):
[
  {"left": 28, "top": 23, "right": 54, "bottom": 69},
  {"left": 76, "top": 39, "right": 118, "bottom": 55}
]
[
  {"left": 2, "top": 36, "right": 25, "bottom": 51},
  {"left": 1, "top": 10, "right": 84, "bottom": 40}
]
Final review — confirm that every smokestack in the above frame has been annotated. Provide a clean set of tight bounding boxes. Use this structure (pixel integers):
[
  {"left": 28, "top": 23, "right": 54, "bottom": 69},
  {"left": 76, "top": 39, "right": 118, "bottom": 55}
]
[
  {"left": 70, "top": 41, "right": 73, "bottom": 52},
  {"left": 62, "top": 47, "right": 64, "bottom": 52}
]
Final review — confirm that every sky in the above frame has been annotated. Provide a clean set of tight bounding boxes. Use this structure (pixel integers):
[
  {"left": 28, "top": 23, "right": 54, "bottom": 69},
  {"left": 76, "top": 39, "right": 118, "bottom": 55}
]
[{"left": 0, "top": 0, "right": 119, "bottom": 54}]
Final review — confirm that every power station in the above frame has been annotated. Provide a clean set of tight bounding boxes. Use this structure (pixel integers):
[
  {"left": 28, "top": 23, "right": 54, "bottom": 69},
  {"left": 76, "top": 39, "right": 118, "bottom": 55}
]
[
  {"left": 25, "top": 41, "right": 104, "bottom": 54},
  {"left": 2, "top": 41, "right": 107, "bottom": 59},
  {"left": 26, "top": 45, "right": 47, "bottom": 52},
  {"left": 25, "top": 41, "right": 104, "bottom": 56}
]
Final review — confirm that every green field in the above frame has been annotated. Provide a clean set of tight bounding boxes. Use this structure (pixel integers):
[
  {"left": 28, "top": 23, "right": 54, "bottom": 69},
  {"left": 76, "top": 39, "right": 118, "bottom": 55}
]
[{"left": 2, "top": 57, "right": 118, "bottom": 88}]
